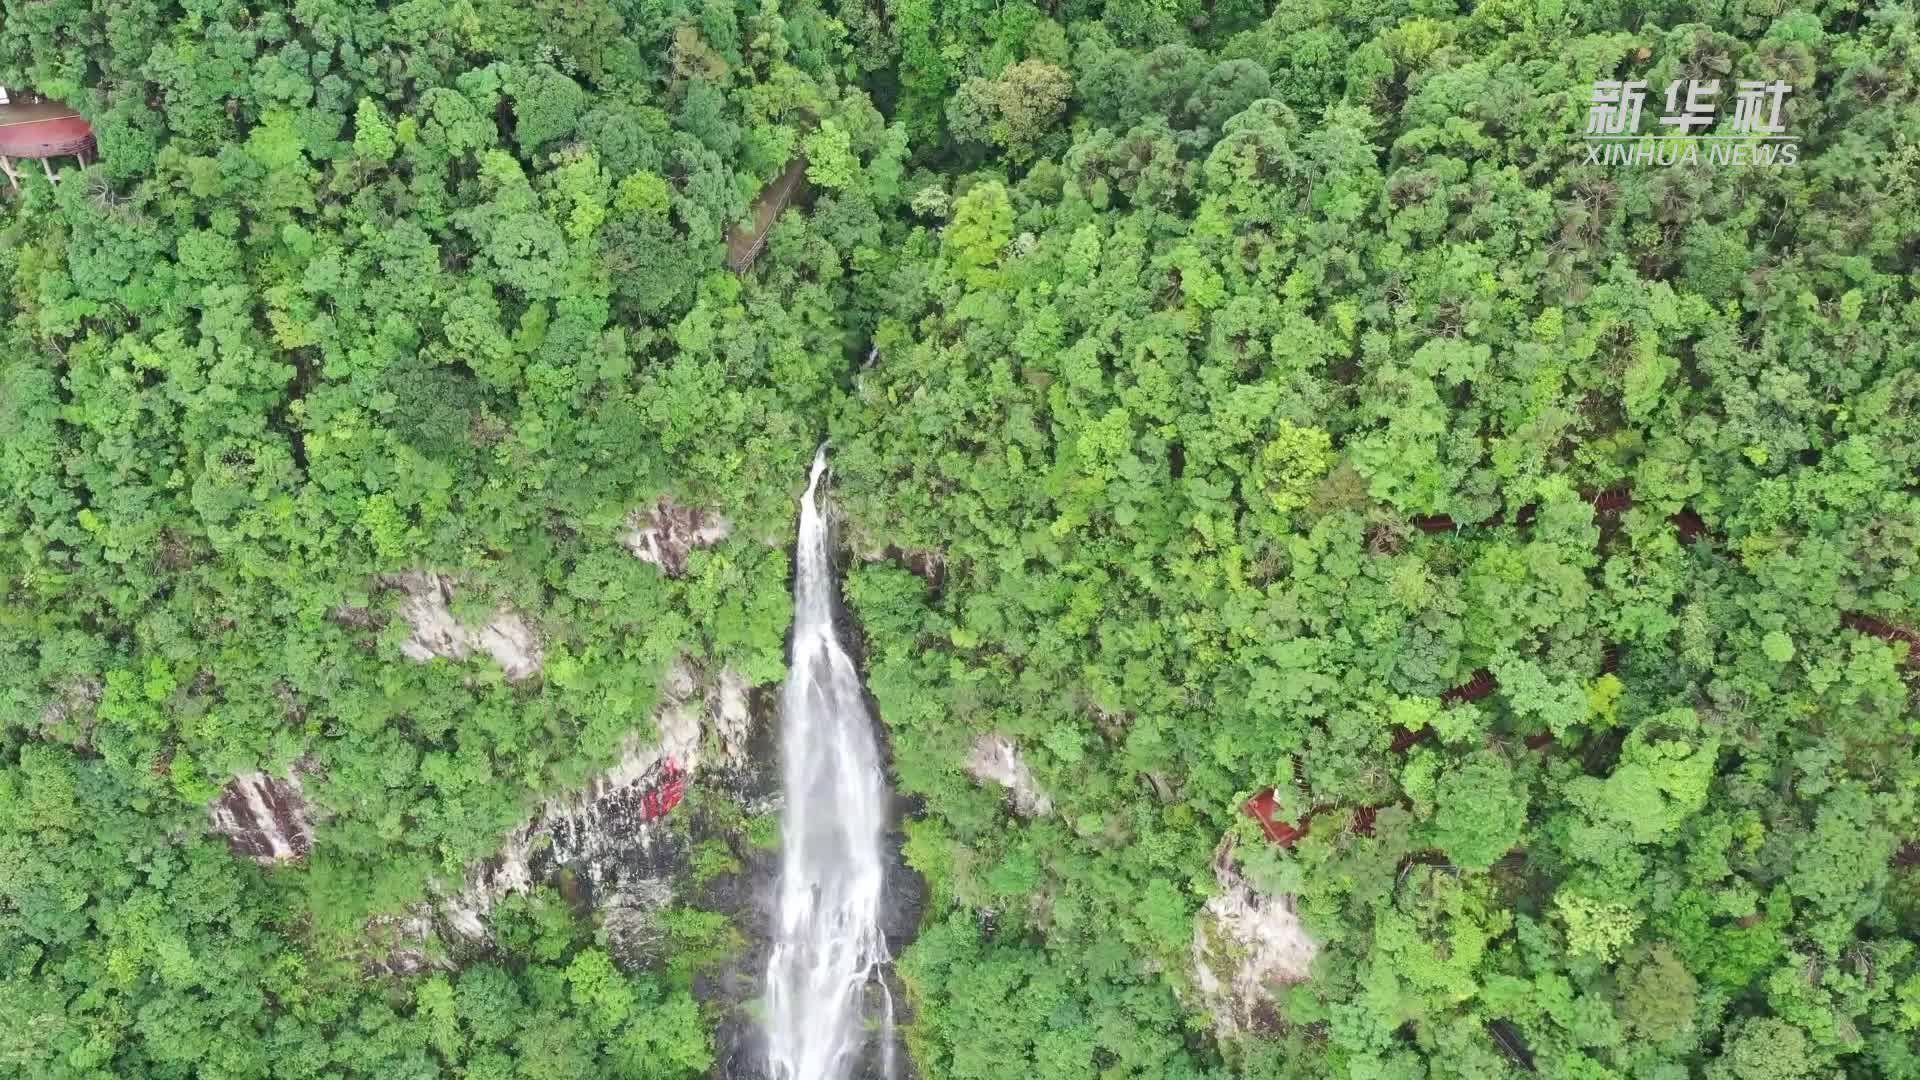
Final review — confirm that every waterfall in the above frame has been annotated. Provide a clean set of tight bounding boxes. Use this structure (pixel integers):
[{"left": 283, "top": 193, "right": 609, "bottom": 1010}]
[{"left": 765, "top": 446, "right": 897, "bottom": 1080}]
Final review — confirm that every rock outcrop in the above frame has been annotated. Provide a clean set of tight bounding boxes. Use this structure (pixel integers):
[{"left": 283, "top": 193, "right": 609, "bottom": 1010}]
[
  {"left": 1189, "top": 845, "right": 1318, "bottom": 1037},
  {"left": 381, "top": 571, "right": 542, "bottom": 682},
  {"left": 39, "top": 676, "right": 102, "bottom": 748},
  {"left": 210, "top": 770, "right": 316, "bottom": 863},
  {"left": 377, "top": 658, "right": 769, "bottom": 969},
  {"left": 965, "top": 733, "right": 1052, "bottom": 817},
  {"left": 709, "top": 665, "right": 754, "bottom": 766},
  {"left": 858, "top": 544, "right": 946, "bottom": 589},
  {"left": 623, "top": 498, "right": 732, "bottom": 577}
]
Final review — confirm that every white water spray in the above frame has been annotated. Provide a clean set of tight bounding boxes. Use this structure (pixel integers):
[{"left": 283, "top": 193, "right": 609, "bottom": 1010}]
[{"left": 765, "top": 446, "right": 896, "bottom": 1080}]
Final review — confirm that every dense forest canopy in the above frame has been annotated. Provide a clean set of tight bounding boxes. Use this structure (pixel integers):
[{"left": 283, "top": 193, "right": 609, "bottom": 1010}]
[{"left": 3, "top": 0, "right": 1919, "bottom": 1077}]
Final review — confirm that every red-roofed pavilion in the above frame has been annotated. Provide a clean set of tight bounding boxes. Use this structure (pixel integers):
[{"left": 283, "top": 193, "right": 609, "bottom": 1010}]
[{"left": 0, "top": 87, "right": 94, "bottom": 189}]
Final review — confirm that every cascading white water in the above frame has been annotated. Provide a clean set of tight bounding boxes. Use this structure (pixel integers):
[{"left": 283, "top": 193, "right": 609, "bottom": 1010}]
[{"left": 765, "top": 446, "right": 896, "bottom": 1080}]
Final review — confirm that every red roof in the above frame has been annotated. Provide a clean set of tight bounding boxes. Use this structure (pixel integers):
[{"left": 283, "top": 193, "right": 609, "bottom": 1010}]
[
  {"left": 1243, "top": 788, "right": 1311, "bottom": 845},
  {"left": 0, "top": 100, "right": 93, "bottom": 158}
]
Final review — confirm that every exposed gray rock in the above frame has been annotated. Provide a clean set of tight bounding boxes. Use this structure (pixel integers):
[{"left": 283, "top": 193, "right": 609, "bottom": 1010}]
[
  {"left": 1189, "top": 844, "right": 1318, "bottom": 1038},
  {"left": 599, "top": 876, "right": 680, "bottom": 952},
  {"left": 624, "top": 498, "right": 732, "bottom": 577},
  {"left": 374, "top": 656, "right": 762, "bottom": 969},
  {"left": 710, "top": 665, "right": 754, "bottom": 768},
  {"left": 362, "top": 912, "right": 450, "bottom": 976},
  {"left": 325, "top": 603, "right": 380, "bottom": 631},
  {"left": 210, "top": 770, "right": 315, "bottom": 863},
  {"left": 857, "top": 544, "right": 946, "bottom": 589},
  {"left": 381, "top": 571, "right": 542, "bottom": 682},
  {"left": 965, "top": 733, "right": 1052, "bottom": 817},
  {"left": 1141, "top": 769, "right": 1177, "bottom": 803},
  {"left": 39, "top": 676, "right": 102, "bottom": 747}
]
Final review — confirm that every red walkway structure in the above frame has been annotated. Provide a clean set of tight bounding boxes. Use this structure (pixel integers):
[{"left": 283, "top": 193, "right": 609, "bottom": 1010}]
[{"left": 0, "top": 86, "right": 94, "bottom": 190}]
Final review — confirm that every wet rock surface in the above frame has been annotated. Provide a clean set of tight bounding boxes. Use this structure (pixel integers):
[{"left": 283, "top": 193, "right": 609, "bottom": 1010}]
[
  {"left": 384, "top": 658, "right": 735, "bottom": 956},
  {"left": 210, "top": 770, "right": 316, "bottom": 863},
  {"left": 351, "top": 654, "right": 847, "bottom": 1080}
]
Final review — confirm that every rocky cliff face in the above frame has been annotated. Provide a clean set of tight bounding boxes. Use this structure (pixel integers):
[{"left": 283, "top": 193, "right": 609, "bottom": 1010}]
[
  {"left": 380, "top": 571, "right": 543, "bottom": 682},
  {"left": 372, "top": 657, "right": 771, "bottom": 968},
  {"left": 1188, "top": 844, "right": 1318, "bottom": 1038},
  {"left": 296, "top": 520, "right": 761, "bottom": 983},
  {"left": 38, "top": 676, "right": 102, "bottom": 748},
  {"left": 625, "top": 498, "right": 733, "bottom": 577},
  {"left": 858, "top": 544, "right": 946, "bottom": 590},
  {"left": 209, "top": 770, "right": 317, "bottom": 863},
  {"left": 221, "top": 501, "right": 928, "bottom": 1079},
  {"left": 358, "top": 652, "right": 814, "bottom": 1080},
  {"left": 965, "top": 733, "right": 1052, "bottom": 817}
]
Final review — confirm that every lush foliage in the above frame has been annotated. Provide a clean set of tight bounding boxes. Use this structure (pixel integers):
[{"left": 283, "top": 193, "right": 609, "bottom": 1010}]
[{"left": 5, "top": 0, "right": 1920, "bottom": 1077}]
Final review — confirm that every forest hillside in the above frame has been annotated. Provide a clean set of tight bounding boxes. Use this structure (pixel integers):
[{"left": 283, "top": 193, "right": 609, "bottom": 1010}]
[{"left": 3, "top": 1, "right": 1919, "bottom": 1078}]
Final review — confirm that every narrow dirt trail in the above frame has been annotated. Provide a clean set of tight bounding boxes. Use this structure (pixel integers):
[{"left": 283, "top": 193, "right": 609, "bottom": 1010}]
[{"left": 725, "top": 157, "right": 808, "bottom": 272}]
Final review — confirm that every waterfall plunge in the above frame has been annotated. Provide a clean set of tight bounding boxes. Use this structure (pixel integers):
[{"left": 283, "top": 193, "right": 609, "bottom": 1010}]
[{"left": 765, "top": 447, "right": 896, "bottom": 1080}]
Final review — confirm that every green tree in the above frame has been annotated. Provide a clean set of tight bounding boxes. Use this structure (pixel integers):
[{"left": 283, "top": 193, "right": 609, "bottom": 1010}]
[{"left": 1426, "top": 752, "right": 1529, "bottom": 870}]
